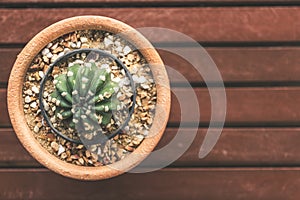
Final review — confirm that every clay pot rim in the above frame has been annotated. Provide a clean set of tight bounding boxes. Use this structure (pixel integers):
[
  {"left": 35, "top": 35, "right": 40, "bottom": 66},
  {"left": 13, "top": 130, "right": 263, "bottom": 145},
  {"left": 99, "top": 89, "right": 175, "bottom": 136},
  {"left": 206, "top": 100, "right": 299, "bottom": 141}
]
[{"left": 7, "top": 16, "right": 170, "bottom": 181}]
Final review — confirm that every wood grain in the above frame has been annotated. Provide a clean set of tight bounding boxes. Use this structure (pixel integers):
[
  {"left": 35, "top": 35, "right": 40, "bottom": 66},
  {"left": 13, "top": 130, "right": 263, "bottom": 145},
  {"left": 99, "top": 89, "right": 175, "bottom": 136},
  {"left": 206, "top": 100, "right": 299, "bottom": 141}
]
[
  {"left": 2, "top": 87, "right": 300, "bottom": 126},
  {"left": 3, "top": 47, "right": 300, "bottom": 85},
  {"left": 1, "top": 7, "right": 300, "bottom": 43},
  {"left": 0, "top": 168, "right": 299, "bottom": 200},
  {"left": 3, "top": 128, "right": 300, "bottom": 167}
]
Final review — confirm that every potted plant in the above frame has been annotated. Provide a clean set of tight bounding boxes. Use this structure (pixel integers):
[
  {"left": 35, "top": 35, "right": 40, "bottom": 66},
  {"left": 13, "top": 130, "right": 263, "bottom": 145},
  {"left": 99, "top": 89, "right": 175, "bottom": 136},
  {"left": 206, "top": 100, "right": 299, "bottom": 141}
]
[{"left": 7, "top": 16, "right": 170, "bottom": 180}]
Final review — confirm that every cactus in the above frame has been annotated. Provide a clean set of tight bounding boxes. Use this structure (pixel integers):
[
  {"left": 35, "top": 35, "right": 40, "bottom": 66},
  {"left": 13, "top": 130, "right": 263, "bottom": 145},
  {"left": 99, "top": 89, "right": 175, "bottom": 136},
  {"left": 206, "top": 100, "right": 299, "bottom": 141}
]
[{"left": 50, "top": 61, "right": 119, "bottom": 133}]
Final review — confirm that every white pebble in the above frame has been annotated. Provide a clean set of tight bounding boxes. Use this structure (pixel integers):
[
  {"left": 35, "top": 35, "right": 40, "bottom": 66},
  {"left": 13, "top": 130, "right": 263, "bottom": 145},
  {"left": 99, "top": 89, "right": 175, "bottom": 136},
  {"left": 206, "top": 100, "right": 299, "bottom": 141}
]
[
  {"left": 76, "top": 41, "right": 81, "bottom": 48},
  {"left": 24, "top": 89, "right": 33, "bottom": 96},
  {"left": 30, "top": 102, "right": 37, "bottom": 108},
  {"left": 31, "top": 86, "right": 39, "bottom": 94},
  {"left": 123, "top": 46, "right": 131, "bottom": 55},
  {"left": 104, "top": 37, "right": 113, "bottom": 47},
  {"left": 57, "top": 145, "right": 65, "bottom": 156},
  {"left": 46, "top": 52, "right": 53, "bottom": 58},
  {"left": 47, "top": 42, "right": 53, "bottom": 48},
  {"left": 39, "top": 71, "right": 44, "bottom": 78},
  {"left": 64, "top": 48, "right": 70, "bottom": 53},
  {"left": 115, "top": 46, "right": 123, "bottom": 52},
  {"left": 70, "top": 42, "right": 77, "bottom": 48},
  {"left": 100, "top": 63, "right": 109, "bottom": 69},
  {"left": 51, "top": 43, "right": 58, "bottom": 50},
  {"left": 111, "top": 76, "right": 120, "bottom": 83},
  {"left": 24, "top": 96, "right": 32, "bottom": 103},
  {"left": 111, "top": 66, "right": 118, "bottom": 70},
  {"left": 50, "top": 117, "right": 56, "bottom": 123},
  {"left": 33, "top": 125, "right": 39, "bottom": 133},
  {"left": 44, "top": 101, "right": 49, "bottom": 111},
  {"left": 51, "top": 54, "right": 58, "bottom": 63},
  {"left": 42, "top": 48, "right": 50, "bottom": 56},
  {"left": 132, "top": 75, "right": 139, "bottom": 82},
  {"left": 58, "top": 52, "right": 65, "bottom": 58},
  {"left": 43, "top": 91, "right": 49, "bottom": 98},
  {"left": 80, "top": 37, "right": 88, "bottom": 43},
  {"left": 114, "top": 40, "right": 121, "bottom": 46},
  {"left": 138, "top": 76, "right": 146, "bottom": 84}
]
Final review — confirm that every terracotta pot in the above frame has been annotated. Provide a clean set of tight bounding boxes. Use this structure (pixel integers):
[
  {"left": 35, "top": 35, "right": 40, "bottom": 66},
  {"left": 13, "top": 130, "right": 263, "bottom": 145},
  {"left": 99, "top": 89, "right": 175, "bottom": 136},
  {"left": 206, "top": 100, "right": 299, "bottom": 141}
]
[{"left": 7, "top": 16, "right": 170, "bottom": 180}]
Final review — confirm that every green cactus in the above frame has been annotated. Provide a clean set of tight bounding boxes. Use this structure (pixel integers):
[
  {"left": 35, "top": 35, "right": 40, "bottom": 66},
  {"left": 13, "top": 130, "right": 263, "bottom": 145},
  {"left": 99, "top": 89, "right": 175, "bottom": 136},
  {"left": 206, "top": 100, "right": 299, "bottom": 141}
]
[{"left": 50, "top": 61, "right": 120, "bottom": 132}]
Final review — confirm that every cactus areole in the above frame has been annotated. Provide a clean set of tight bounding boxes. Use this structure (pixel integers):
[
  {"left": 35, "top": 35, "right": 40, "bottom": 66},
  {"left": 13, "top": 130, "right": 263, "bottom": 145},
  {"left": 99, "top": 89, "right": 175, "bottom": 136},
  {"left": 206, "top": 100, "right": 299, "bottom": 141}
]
[{"left": 39, "top": 48, "right": 136, "bottom": 145}]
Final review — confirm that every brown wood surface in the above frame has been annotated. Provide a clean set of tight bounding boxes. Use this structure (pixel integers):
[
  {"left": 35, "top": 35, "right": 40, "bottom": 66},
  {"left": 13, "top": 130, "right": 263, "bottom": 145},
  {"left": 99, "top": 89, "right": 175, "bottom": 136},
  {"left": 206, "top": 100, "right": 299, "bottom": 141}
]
[
  {"left": 2, "top": 47, "right": 300, "bottom": 85},
  {"left": 0, "top": 168, "right": 299, "bottom": 200},
  {"left": 2, "top": 87, "right": 300, "bottom": 126},
  {"left": 1, "top": 7, "right": 300, "bottom": 43},
  {"left": 1, "top": 1, "right": 300, "bottom": 199},
  {"left": 2, "top": 127, "right": 300, "bottom": 167}
]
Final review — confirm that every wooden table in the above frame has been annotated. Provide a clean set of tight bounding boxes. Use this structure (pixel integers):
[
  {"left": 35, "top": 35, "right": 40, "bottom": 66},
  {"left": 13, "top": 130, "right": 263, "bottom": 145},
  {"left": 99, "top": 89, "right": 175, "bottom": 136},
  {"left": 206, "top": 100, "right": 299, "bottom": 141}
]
[{"left": 1, "top": 0, "right": 300, "bottom": 199}]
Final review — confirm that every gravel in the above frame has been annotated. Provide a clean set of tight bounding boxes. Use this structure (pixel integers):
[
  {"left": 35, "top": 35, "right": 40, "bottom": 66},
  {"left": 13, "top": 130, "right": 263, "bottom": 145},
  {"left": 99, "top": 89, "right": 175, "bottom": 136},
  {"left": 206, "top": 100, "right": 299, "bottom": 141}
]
[{"left": 22, "top": 30, "right": 157, "bottom": 167}]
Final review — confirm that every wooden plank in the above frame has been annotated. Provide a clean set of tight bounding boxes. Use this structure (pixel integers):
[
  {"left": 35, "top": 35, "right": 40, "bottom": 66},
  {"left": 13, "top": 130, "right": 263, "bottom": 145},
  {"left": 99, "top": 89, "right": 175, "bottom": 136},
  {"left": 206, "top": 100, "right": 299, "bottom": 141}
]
[
  {"left": 3, "top": 128, "right": 300, "bottom": 167},
  {"left": 3, "top": 47, "right": 300, "bottom": 85},
  {"left": 2, "top": 87, "right": 300, "bottom": 126},
  {"left": 0, "top": 168, "right": 299, "bottom": 199},
  {"left": 1, "top": 7, "right": 300, "bottom": 43}
]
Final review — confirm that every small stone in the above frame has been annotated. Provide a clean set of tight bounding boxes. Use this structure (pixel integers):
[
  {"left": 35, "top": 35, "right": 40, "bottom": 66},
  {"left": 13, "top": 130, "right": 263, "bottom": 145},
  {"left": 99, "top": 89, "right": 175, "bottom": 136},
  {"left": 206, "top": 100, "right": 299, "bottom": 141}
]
[
  {"left": 78, "top": 158, "right": 85, "bottom": 165},
  {"left": 91, "top": 153, "right": 98, "bottom": 162},
  {"left": 123, "top": 46, "right": 131, "bottom": 55},
  {"left": 76, "top": 41, "right": 81, "bottom": 48},
  {"left": 81, "top": 43, "right": 89, "bottom": 48},
  {"left": 125, "top": 145, "right": 134, "bottom": 152},
  {"left": 29, "top": 64, "right": 42, "bottom": 71},
  {"left": 104, "top": 37, "right": 113, "bottom": 47},
  {"left": 39, "top": 71, "right": 44, "bottom": 78},
  {"left": 76, "top": 144, "right": 84, "bottom": 150},
  {"left": 50, "top": 141, "right": 59, "bottom": 152},
  {"left": 52, "top": 66, "right": 60, "bottom": 75},
  {"left": 51, "top": 54, "right": 58, "bottom": 63},
  {"left": 61, "top": 152, "right": 67, "bottom": 159},
  {"left": 33, "top": 125, "right": 39, "bottom": 133},
  {"left": 70, "top": 42, "right": 77, "bottom": 48},
  {"left": 42, "top": 56, "right": 49, "bottom": 63},
  {"left": 58, "top": 52, "right": 64, "bottom": 58},
  {"left": 115, "top": 46, "right": 123, "bottom": 52},
  {"left": 47, "top": 42, "right": 53, "bottom": 48},
  {"left": 80, "top": 37, "right": 88, "bottom": 43},
  {"left": 42, "top": 48, "right": 50, "bottom": 56},
  {"left": 64, "top": 48, "right": 70, "bottom": 53},
  {"left": 43, "top": 91, "right": 49, "bottom": 98},
  {"left": 70, "top": 155, "right": 79, "bottom": 160},
  {"left": 44, "top": 102, "right": 49, "bottom": 111},
  {"left": 52, "top": 46, "right": 63, "bottom": 54},
  {"left": 31, "top": 86, "right": 39, "bottom": 94},
  {"left": 85, "top": 150, "right": 91, "bottom": 158},
  {"left": 50, "top": 42, "right": 59, "bottom": 50},
  {"left": 24, "top": 89, "right": 33, "bottom": 96},
  {"left": 24, "top": 96, "right": 32, "bottom": 103},
  {"left": 57, "top": 145, "right": 65, "bottom": 156},
  {"left": 30, "top": 102, "right": 37, "bottom": 108},
  {"left": 46, "top": 52, "right": 53, "bottom": 58},
  {"left": 47, "top": 133, "right": 55, "bottom": 141},
  {"left": 127, "top": 54, "right": 135, "bottom": 61}
]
